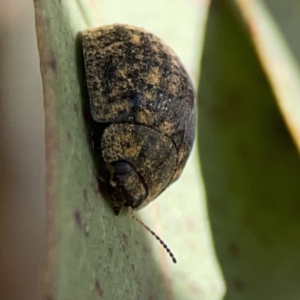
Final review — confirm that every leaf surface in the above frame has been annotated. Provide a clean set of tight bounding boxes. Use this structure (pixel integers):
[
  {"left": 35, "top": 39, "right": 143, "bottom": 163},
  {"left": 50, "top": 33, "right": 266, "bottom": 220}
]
[{"left": 33, "top": 0, "right": 223, "bottom": 299}]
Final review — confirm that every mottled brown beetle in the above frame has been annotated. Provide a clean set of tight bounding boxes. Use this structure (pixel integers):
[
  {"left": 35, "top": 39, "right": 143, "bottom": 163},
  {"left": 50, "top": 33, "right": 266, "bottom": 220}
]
[{"left": 82, "top": 24, "right": 195, "bottom": 216}]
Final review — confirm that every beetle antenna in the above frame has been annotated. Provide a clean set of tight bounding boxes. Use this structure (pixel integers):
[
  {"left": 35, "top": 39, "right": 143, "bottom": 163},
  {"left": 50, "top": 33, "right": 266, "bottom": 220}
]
[{"left": 129, "top": 208, "right": 177, "bottom": 263}]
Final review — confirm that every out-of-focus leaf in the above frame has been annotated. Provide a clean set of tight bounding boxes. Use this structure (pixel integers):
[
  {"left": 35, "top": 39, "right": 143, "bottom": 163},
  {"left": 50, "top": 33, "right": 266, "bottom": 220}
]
[
  {"left": 198, "top": 0, "right": 300, "bottom": 299},
  {"left": 235, "top": 0, "right": 300, "bottom": 152},
  {"left": 262, "top": 0, "right": 300, "bottom": 63}
]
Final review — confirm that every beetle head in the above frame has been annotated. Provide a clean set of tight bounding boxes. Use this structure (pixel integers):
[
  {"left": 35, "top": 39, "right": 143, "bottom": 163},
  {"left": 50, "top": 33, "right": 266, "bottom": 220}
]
[{"left": 107, "top": 161, "right": 147, "bottom": 215}]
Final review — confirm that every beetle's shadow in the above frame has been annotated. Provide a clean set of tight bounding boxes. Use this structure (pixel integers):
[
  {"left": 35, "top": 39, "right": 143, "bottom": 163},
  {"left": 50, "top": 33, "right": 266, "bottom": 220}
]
[{"left": 75, "top": 32, "right": 111, "bottom": 202}]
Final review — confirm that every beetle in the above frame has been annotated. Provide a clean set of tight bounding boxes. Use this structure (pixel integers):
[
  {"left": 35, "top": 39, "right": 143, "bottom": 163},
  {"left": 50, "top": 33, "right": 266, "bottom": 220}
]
[{"left": 82, "top": 24, "right": 195, "bottom": 216}]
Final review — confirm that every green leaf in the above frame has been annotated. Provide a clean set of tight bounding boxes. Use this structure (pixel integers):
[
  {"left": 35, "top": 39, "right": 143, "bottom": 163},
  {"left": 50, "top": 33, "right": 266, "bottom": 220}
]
[
  {"left": 198, "top": 0, "right": 300, "bottom": 299},
  {"left": 34, "top": 0, "right": 224, "bottom": 299},
  {"left": 235, "top": 0, "right": 300, "bottom": 153}
]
